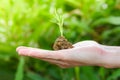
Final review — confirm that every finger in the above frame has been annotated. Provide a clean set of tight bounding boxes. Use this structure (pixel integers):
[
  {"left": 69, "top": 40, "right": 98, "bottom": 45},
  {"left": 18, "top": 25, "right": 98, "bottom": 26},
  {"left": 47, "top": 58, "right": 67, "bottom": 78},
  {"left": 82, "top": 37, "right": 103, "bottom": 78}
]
[
  {"left": 40, "top": 58, "right": 71, "bottom": 68},
  {"left": 16, "top": 46, "right": 65, "bottom": 60},
  {"left": 41, "top": 58, "right": 70, "bottom": 66},
  {"left": 57, "top": 64, "right": 70, "bottom": 68},
  {"left": 40, "top": 56, "right": 85, "bottom": 68}
]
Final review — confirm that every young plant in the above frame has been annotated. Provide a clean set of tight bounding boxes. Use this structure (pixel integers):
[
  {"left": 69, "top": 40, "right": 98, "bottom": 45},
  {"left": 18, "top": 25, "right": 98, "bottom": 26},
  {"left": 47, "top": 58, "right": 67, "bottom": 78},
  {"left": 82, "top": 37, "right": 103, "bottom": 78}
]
[
  {"left": 54, "top": 9, "right": 64, "bottom": 36},
  {"left": 52, "top": 9, "right": 73, "bottom": 50}
]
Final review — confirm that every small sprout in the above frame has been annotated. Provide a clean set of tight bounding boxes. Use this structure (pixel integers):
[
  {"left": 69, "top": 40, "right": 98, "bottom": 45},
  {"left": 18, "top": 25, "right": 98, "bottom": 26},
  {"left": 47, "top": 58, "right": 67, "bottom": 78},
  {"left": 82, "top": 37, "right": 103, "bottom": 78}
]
[
  {"left": 54, "top": 9, "right": 64, "bottom": 36},
  {"left": 52, "top": 9, "right": 73, "bottom": 50}
]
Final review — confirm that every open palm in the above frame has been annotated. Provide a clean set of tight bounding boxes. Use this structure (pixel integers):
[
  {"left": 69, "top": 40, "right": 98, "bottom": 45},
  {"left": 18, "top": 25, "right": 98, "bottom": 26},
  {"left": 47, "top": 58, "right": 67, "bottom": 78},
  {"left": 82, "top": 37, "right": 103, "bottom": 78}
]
[{"left": 17, "top": 41, "right": 120, "bottom": 68}]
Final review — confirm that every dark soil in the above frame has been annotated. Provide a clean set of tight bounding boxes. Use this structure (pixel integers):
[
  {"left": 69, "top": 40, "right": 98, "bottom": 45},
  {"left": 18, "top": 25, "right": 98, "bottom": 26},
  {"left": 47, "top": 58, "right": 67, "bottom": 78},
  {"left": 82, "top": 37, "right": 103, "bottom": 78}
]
[{"left": 53, "top": 36, "right": 73, "bottom": 50}]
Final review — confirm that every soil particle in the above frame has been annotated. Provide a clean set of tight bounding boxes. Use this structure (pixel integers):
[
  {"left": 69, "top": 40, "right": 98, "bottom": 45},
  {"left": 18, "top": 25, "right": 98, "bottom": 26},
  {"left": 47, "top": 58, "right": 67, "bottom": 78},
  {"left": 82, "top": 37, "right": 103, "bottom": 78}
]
[{"left": 53, "top": 36, "right": 73, "bottom": 50}]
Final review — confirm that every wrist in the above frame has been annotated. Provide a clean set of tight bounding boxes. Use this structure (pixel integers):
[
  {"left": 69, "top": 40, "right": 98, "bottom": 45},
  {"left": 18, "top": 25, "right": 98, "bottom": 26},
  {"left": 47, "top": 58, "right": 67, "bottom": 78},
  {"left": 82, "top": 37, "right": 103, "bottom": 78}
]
[{"left": 101, "top": 50, "right": 120, "bottom": 68}]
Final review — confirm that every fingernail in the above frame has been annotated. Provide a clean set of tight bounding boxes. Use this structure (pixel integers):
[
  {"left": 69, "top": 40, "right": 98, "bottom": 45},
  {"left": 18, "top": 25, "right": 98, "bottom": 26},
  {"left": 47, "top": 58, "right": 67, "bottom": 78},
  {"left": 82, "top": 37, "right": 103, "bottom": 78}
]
[
  {"left": 16, "top": 46, "right": 26, "bottom": 52},
  {"left": 16, "top": 46, "right": 27, "bottom": 56},
  {"left": 17, "top": 49, "right": 27, "bottom": 56}
]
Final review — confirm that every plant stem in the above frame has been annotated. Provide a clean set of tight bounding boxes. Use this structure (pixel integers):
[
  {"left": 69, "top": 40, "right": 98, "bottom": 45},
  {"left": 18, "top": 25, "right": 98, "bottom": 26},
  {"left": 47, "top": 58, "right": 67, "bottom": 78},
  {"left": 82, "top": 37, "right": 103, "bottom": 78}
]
[
  {"left": 59, "top": 24, "right": 63, "bottom": 36},
  {"left": 54, "top": 9, "right": 64, "bottom": 36},
  {"left": 75, "top": 67, "right": 80, "bottom": 80},
  {"left": 60, "top": 69, "right": 64, "bottom": 80}
]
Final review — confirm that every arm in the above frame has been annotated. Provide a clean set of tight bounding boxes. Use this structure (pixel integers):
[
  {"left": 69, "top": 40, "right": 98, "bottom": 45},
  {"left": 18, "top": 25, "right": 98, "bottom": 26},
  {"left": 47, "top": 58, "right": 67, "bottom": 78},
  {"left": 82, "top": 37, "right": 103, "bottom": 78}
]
[{"left": 16, "top": 41, "right": 120, "bottom": 68}]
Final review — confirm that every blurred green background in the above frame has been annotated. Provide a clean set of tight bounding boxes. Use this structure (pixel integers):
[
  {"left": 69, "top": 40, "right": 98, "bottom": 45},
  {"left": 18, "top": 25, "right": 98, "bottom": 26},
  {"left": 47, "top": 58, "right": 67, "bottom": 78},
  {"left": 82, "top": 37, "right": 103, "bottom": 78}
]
[{"left": 0, "top": 0, "right": 120, "bottom": 80}]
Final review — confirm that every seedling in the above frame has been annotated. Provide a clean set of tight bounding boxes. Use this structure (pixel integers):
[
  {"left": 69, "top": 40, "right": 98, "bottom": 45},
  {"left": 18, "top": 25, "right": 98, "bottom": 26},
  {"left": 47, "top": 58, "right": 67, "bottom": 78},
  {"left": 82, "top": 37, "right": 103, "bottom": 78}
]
[
  {"left": 53, "top": 10, "right": 73, "bottom": 50},
  {"left": 54, "top": 9, "right": 64, "bottom": 36}
]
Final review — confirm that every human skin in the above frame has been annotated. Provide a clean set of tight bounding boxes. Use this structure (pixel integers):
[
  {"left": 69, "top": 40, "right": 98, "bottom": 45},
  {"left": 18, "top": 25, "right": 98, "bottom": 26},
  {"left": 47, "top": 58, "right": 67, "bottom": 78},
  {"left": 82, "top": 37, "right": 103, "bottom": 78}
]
[{"left": 16, "top": 41, "right": 120, "bottom": 68}]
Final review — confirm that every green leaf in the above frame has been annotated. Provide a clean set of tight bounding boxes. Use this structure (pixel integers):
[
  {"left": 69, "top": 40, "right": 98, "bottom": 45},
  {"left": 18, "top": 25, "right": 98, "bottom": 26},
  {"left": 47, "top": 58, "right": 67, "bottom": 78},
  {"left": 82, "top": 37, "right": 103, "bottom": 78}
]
[
  {"left": 26, "top": 71, "right": 45, "bottom": 80},
  {"left": 81, "top": 66, "right": 100, "bottom": 80},
  {"left": 101, "top": 26, "right": 120, "bottom": 39},
  {"left": 107, "top": 69, "right": 120, "bottom": 80},
  {"left": 107, "top": 16, "right": 120, "bottom": 25},
  {"left": 15, "top": 57, "right": 25, "bottom": 80},
  {"left": 92, "top": 16, "right": 120, "bottom": 27},
  {"left": 99, "top": 67, "right": 107, "bottom": 80}
]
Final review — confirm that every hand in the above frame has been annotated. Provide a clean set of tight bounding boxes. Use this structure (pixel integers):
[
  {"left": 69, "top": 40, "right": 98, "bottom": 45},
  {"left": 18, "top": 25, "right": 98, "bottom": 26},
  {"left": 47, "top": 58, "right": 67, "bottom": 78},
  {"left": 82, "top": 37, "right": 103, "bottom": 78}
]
[{"left": 16, "top": 41, "right": 120, "bottom": 68}]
